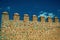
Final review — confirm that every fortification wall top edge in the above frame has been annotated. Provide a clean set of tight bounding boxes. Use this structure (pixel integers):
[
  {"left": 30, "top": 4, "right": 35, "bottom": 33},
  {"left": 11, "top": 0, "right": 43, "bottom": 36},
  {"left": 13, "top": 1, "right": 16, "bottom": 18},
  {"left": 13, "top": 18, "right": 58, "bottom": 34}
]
[{"left": 2, "top": 11, "right": 60, "bottom": 23}]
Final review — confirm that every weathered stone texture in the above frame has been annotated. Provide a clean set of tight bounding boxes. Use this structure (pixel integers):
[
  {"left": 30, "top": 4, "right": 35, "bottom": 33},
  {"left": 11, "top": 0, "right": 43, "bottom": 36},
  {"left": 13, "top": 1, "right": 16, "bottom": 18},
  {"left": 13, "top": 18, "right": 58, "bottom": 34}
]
[{"left": 1, "top": 12, "right": 60, "bottom": 40}]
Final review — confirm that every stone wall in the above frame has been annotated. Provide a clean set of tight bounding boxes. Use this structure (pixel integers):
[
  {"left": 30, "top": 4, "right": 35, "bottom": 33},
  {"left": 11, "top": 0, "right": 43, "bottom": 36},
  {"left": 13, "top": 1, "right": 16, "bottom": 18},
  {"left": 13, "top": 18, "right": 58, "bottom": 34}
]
[{"left": 0, "top": 12, "right": 60, "bottom": 40}]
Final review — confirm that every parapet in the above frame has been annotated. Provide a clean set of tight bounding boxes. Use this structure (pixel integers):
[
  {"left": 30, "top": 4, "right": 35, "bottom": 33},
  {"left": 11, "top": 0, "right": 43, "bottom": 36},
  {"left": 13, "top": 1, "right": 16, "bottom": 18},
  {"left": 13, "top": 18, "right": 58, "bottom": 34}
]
[
  {"left": 2, "top": 12, "right": 9, "bottom": 21},
  {"left": 33, "top": 15, "right": 37, "bottom": 22},
  {"left": 55, "top": 17, "right": 59, "bottom": 23},
  {"left": 1, "top": 12, "right": 60, "bottom": 23},
  {"left": 2, "top": 11, "right": 8, "bottom": 15},
  {"left": 24, "top": 14, "right": 29, "bottom": 22},
  {"left": 40, "top": 16, "right": 45, "bottom": 23},
  {"left": 13, "top": 13, "right": 20, "bottom": 21},
  {"left": 48, "top": 16, "right": 52, "bottom": 23}
]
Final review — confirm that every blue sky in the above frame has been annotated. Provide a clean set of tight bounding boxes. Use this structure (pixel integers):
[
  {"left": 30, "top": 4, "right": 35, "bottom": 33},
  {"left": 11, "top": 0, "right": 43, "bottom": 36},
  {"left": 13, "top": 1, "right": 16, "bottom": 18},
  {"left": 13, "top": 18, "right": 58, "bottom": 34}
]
[{"left": 0, "top": 0, "right": 60, "bottom": 21}]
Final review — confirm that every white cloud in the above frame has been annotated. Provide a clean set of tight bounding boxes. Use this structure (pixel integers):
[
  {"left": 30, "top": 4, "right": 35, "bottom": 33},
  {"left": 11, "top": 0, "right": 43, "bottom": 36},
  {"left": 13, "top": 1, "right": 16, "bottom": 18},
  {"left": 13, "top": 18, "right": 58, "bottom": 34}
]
[
  {"left": 38, "top": 11, "right": 55, "bottom": 19},
  {"left": 39, "top": 11, "right": 43, "bottom": 13},
  {"left": 48, "top": 13, "right": 55, "bottom": 18},
  {"left": 38, "top": 12, "right": 48, "bottom": 19},
  {"left": 43, "top": 12, "right": 47, "bottom": 15}
]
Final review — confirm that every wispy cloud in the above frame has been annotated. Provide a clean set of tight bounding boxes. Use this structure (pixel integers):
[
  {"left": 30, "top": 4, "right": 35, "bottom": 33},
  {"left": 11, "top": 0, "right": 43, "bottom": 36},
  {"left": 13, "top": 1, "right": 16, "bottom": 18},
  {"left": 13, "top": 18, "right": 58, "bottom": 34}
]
[
  {"left": 38, "top": 11, "right": 55, "bottom": 19},
  {"left": 48, "top": 13, "right": 55, "bottom": 18},
  {"left": 38, "top": 12, "right": 48, "bottom": 19}
]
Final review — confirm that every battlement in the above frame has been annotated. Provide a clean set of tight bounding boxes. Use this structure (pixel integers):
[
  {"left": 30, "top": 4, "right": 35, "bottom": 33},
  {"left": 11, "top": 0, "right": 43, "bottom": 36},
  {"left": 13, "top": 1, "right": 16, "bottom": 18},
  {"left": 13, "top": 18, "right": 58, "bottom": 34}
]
[
  {"left": 2, "top": 11, "right": 60, "bottom": 23},
  {"left": 1, "top": 11, "right": 60, "bottom": 40},
  {"left": 13, "top": 13, "right": 20, "bottom": 21}
]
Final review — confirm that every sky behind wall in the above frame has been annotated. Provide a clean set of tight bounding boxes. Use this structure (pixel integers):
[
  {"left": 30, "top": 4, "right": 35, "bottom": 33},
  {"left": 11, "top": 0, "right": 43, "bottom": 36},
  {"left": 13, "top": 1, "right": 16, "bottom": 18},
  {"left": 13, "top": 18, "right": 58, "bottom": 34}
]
[{"left": 0, "top": 0, "right": 60, "bottom": 21}]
